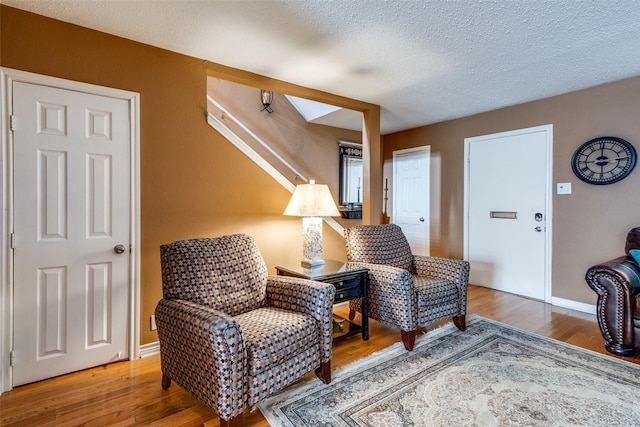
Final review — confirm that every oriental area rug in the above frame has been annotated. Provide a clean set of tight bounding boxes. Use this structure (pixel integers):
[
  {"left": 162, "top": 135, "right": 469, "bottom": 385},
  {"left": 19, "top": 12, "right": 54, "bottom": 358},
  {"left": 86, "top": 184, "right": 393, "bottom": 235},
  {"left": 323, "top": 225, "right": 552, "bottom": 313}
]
[{"left": 258, "top": 316, "right": 640, "bottom": 426}]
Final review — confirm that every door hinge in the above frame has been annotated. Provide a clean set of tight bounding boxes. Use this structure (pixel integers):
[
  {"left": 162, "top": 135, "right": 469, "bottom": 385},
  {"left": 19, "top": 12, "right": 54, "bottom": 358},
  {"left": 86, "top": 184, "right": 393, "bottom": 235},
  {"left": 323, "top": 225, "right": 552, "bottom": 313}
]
[
  {"left": 9, "top": 115, "right": 15, "bottom": 131},
  {"left": 10, "top": 351, "right": 15, "bottom": 367},
  {"left": 10, "top": 233, "right": 15, "bottom": 250}
]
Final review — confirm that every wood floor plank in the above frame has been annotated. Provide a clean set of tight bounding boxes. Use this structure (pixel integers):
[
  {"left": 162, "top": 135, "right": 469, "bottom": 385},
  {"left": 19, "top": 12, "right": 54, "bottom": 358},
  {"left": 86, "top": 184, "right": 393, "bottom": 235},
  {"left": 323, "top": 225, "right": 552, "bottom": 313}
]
[{"left": 1, "top": 285, "right": 637, "bottom": 426}]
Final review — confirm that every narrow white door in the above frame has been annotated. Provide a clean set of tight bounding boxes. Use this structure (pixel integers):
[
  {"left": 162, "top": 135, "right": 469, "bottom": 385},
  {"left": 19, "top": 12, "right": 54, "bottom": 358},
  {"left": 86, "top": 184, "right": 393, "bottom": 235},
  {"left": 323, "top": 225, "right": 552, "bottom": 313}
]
[
  {"left": 12, "top": 81, "right": 131, "bottom": 386},
  {"left": 393, "top": 147, "right": 430, "bottom": 256},
  {"left": 465, "top": 125, "right": 552, "bottom": 301}
]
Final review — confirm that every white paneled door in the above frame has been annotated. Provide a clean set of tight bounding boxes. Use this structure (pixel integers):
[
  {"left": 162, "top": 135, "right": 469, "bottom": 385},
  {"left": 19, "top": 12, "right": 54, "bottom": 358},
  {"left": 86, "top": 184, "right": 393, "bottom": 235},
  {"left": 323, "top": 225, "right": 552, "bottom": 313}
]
[
  {"left": 393, "top": 147, "right": 430, "bottom": 256},
  {"left": 12, "top": 82, "right": 131, "bottom": 386}
]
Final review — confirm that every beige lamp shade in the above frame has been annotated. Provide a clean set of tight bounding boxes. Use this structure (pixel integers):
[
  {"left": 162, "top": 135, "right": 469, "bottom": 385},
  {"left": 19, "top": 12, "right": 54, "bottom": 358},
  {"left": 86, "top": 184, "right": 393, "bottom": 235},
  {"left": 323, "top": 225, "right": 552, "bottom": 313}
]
[{"left": 284, "top": 180, "right": 340, "bottom": 217}]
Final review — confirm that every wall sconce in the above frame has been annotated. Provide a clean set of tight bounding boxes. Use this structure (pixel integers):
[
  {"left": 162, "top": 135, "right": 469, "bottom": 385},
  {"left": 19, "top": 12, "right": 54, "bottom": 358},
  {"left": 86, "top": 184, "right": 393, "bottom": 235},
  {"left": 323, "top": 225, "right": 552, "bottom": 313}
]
[
  {"left": 260, "top": 89, "right": 274, "bottom": 113},
  {"left": 284, "top": 180, "right": 340, "bottom": 267}
]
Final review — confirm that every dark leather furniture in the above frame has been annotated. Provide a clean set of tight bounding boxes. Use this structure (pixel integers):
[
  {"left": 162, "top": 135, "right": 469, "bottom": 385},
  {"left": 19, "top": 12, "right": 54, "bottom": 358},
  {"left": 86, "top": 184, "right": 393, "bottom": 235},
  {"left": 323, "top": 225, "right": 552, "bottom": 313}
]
[{"left": 585, "top": 227, "right": 640, "bottom": 356}]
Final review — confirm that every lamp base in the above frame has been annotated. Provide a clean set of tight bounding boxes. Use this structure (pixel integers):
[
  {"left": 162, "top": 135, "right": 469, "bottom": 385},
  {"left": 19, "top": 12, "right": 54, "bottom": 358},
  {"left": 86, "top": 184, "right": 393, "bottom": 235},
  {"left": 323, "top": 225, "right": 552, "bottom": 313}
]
[
  {"left": 301, "top": 258, "right": 326, "bottom": 268},
  {"left": 301, "top": 216, "right": 325, "bottom": 269}
]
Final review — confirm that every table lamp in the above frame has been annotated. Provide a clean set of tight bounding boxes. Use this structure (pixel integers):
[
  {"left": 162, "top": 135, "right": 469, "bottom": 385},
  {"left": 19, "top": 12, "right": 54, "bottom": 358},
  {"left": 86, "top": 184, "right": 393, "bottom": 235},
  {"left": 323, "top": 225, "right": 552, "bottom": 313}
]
[{"left": 284, "top": 180, "right": 340, "bottom": 267}]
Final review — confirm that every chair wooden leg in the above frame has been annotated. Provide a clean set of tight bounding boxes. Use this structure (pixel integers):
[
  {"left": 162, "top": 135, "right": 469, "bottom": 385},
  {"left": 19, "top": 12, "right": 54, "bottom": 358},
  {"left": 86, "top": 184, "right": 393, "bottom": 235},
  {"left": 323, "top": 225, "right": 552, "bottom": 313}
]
[
  {"left": 401, "top": 330, "right": 416, "bottom": 351},
  {"left": 219, "top": 413, "right": 243, "bottom": 427},
  {"left": 348, "top": 309, "right": 356, "bottom": 320},
  {"left": 315, "top": 361, "right": 331, "bottom": 384},
  {"left": 161, "top": 374, "right": 171, "bottom": 390},
  {"left": 453, "top": 315, "right": 466, "bottom": 331}
]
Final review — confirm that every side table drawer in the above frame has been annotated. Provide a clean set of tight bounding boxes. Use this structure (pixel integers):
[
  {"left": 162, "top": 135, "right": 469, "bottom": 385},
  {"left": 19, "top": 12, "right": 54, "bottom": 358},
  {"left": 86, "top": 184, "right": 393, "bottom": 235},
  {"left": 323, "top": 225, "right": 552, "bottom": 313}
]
[{"left": 333, "top": 275, "right": 362, "bottom": 303}]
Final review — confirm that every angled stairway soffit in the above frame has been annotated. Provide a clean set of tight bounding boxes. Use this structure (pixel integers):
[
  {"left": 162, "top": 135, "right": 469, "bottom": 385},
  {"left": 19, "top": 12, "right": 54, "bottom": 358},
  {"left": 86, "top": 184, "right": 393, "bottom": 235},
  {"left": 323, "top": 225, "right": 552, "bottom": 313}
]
[{"left": 285, "top": 95, "right": 363, "bottom": 131}]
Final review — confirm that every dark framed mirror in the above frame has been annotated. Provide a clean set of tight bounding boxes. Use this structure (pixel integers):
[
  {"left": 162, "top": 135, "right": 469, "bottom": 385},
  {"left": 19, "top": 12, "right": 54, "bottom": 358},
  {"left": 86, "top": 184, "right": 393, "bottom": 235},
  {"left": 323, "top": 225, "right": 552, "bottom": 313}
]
[{"left": 339, "top": 141, "right": 363, "bottom": 207}]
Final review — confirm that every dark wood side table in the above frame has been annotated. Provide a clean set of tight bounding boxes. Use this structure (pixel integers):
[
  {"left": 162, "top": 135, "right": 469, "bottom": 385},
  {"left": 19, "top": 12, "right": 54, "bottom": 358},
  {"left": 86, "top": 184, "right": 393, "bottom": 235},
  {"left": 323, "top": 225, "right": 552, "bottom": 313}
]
[{"left": 275, "top": 260, "right": 369, "bottom": 341}]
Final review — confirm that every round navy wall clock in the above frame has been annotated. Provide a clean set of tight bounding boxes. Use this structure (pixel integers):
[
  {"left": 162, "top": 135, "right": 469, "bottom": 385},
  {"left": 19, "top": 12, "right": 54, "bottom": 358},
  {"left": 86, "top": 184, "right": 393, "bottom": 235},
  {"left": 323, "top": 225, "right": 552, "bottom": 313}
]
[{"left": 571, "top": 136, "right": 637, "bottom": 185}]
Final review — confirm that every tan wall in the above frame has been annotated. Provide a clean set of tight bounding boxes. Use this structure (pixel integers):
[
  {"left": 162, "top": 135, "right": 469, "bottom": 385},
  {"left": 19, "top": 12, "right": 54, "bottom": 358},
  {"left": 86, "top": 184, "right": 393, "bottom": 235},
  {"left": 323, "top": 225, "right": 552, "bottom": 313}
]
[
  {"left": 208, "top": 78, "right": 363, "bottom": 230},
  {"left": 0, "top": 6, "right": 363, "bottom": 345},
  {"left": 384, "top": 76, "right": 640, "bottom": 305}
]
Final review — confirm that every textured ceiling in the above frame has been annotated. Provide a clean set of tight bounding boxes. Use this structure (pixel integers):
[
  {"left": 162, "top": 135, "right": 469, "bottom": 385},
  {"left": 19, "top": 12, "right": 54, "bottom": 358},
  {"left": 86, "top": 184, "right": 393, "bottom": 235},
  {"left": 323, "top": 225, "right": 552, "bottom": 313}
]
[{"left": 4, "top": 0, "right": 640, "bottom": 134}]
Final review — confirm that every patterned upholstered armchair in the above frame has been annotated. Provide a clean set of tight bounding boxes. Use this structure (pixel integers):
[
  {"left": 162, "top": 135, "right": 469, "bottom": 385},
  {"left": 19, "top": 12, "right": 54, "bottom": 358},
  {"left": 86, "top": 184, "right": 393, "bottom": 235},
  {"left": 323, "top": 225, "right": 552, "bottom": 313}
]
[
  {"left": 345, "top": 224, "right": 470, "bottom": 351},
  {"left": 155, "top": 234, "right": 335, "bottom": 427}
]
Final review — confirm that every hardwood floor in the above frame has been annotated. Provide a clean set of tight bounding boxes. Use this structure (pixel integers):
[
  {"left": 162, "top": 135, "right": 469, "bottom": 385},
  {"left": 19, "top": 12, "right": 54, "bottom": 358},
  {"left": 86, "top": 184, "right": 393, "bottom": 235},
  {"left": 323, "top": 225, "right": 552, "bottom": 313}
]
[{"left": 1, "top": 285, "right": 637, "bottom": 426}]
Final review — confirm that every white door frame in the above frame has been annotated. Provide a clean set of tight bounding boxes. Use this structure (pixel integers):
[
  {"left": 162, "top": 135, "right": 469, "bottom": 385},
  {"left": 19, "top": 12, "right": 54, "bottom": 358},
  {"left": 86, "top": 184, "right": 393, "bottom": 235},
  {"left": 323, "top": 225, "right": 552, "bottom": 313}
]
[
  {"left": 393, "top": 146, "right": 430, "bottom": 255},
  {"left": 0, "top": 68, "right": 141, "bottom": 393},
  {"left": 463, "top": 124, "right": 553, "bottom": 303}
]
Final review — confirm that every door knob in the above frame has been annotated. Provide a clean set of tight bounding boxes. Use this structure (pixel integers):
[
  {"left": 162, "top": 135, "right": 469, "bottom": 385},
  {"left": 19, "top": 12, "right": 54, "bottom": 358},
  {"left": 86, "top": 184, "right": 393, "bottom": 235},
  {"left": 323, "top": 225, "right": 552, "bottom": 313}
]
[
  {"left": 419, "top": 217, "right": 425, "bottom": 222},
  {"left": 534, "top": 226, "right": 542, "bottom": 232},
  {"left": 114, "top": 244, "right": 126, "bottom": 254}
]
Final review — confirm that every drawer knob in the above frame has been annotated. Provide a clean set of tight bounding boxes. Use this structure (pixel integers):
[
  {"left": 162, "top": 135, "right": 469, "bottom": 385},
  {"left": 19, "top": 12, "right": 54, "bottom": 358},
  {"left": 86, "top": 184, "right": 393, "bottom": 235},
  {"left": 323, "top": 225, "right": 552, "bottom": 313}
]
[
  {"left": 339, "top": 293, "right": 344, "bottom": 299},
  {"left": 338, "top": 281, "right": 343, "bottom": 286}
]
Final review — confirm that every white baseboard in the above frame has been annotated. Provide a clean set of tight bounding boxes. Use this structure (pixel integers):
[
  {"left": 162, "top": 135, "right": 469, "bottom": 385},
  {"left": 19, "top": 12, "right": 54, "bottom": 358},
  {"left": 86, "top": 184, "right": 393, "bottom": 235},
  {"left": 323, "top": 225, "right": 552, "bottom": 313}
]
[
  {"left": 551, "top": 296, "right": 596, "bottom": 315},
  {"left": 139, "top": 341, "right": 160, "bottom": 358}
]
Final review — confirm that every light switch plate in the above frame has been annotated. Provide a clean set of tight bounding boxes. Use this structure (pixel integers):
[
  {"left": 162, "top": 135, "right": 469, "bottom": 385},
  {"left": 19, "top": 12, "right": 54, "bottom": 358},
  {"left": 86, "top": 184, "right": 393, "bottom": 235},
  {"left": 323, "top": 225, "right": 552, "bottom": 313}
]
[{"left": 557, "top": 182, "right": 572, "bottom": 194}]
